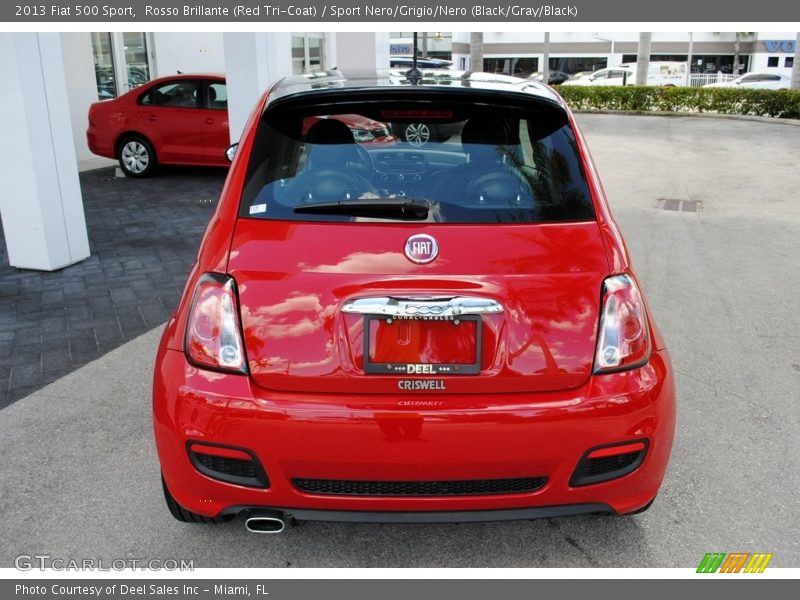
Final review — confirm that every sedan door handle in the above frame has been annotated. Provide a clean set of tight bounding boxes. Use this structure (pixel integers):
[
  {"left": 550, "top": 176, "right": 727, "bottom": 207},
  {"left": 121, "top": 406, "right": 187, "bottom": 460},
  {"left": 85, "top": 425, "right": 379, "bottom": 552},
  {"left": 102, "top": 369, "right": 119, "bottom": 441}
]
[
  {"left": 146, "top": 114, "right": 158, "bottom": 122},
  {"left": 204, "top": 118, "right": 215, "bottom": 125}
]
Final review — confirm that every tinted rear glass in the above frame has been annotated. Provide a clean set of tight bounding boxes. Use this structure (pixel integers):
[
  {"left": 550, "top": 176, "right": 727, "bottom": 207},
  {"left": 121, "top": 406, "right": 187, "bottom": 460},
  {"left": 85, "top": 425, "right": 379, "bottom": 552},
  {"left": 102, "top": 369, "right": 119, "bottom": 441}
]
[{"left": 240, "top": 96, "right": 595, "bottom": 223}]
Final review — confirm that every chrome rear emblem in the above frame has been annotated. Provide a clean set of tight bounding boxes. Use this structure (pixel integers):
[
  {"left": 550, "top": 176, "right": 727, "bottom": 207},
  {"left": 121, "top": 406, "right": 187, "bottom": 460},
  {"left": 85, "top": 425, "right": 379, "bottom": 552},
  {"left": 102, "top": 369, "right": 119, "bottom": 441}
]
[{"left": 404, "top": 234, "right": 438, "bottom": 264}]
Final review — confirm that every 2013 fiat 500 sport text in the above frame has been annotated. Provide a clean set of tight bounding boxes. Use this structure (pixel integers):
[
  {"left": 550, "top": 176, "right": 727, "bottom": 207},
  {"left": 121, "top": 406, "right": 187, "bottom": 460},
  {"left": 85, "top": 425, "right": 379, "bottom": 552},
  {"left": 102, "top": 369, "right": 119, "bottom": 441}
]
[{"left": 153, "top": 70, "right": 676, "bottom": 533}]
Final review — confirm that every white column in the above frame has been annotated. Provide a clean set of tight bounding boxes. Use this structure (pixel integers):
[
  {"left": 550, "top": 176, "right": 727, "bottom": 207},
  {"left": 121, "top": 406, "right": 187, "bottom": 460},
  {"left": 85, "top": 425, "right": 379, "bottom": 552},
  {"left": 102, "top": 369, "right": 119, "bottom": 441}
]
[
  {"left": 0, "top": 33, "right": 90, "bottom": 271},
  {"left": 335, "top": 32, "right": 390, "bottom": 72},
  {"left": 223, "top": 33, "right": 292, "bottom": 144}
]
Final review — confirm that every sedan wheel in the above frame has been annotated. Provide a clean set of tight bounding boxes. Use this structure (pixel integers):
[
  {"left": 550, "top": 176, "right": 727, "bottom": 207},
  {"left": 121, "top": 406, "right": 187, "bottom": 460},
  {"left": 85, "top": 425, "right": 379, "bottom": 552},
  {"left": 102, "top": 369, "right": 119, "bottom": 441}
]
[
  {"left": 403, "top": 123, "right": 432, "bottom": 146},
  {"left": 119, "top": 138, "right": 155, "bottom": 177}
]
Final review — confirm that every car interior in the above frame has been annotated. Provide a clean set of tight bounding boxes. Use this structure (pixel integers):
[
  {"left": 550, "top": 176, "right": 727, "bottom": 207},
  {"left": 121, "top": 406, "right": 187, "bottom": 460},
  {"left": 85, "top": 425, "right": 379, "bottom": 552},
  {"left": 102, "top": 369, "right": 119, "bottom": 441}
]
[{"left": 240, "top": 99, "right": 596, "bottom": 224}]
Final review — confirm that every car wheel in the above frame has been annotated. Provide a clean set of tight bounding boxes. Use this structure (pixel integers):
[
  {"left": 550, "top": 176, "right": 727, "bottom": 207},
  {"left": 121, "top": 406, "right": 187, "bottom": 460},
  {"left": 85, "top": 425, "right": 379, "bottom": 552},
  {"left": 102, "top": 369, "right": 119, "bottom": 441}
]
[
  {"left": 403, "top": 123, "right": 433, "bottom": 146},
  {"left": 161, "top": 476, "right": 229, "bottom": 524},
  {"left": 118, "top": 136, "right": 156, "bottom": 177}
]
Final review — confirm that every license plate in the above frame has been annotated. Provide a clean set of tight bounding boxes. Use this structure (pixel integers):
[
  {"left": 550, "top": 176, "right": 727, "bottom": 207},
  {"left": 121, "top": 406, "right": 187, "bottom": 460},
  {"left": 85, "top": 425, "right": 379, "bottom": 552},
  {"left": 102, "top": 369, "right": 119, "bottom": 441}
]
[{"left": 363, "top": 314, "right": 481, "bottom": 375}]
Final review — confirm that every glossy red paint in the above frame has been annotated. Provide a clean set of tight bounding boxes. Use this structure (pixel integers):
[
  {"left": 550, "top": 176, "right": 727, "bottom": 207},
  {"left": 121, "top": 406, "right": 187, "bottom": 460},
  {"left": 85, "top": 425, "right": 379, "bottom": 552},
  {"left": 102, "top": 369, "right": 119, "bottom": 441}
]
[
  {"left": 152, "top": 73, "right": 676, "bottom": 523},
  {"left": 228, "top": 219, "right": 608, "bottom": 395},
  {"left": 87, "top": 73, "right": 230, "bottom": 168}
]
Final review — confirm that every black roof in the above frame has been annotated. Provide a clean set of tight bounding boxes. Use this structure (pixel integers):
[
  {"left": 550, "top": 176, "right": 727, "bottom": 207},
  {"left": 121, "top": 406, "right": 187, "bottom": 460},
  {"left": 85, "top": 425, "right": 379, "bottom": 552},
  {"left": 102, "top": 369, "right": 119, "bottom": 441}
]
[{"left": 265, "top": 69, "right": 564, "bottom": 108}]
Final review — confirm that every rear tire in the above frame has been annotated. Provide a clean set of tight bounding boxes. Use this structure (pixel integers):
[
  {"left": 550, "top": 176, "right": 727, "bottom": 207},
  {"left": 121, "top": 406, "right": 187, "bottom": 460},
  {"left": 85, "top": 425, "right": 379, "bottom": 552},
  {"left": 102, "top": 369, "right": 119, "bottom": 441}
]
[
  {"left": 118, "top": 135, "right": 157, "bottom": 177},
  {"left": 161, "top": 475, "right": 228, "bottom": 524}
]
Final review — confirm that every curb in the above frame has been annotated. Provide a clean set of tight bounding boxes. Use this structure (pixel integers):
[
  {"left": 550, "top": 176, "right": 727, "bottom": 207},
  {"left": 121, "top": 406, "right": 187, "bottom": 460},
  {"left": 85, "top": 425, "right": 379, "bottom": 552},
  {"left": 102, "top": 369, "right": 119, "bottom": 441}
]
[{"left": 572, "top": 109, "right": 800, "bottom": 126}]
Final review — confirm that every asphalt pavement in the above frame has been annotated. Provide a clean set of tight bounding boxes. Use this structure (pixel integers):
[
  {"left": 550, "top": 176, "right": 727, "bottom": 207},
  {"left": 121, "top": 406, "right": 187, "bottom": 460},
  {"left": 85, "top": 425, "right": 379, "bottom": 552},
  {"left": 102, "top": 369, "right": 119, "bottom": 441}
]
[{"left": 1, "top": 114, "right": 798, "bottom": 568}]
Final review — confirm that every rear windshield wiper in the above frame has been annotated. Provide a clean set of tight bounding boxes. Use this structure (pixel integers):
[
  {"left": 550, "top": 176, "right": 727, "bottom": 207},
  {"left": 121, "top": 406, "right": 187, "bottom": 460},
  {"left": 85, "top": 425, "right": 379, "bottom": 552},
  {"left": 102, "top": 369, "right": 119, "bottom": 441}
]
[{"left": 293, "top": 199, "right": 429, "bottom": 221}]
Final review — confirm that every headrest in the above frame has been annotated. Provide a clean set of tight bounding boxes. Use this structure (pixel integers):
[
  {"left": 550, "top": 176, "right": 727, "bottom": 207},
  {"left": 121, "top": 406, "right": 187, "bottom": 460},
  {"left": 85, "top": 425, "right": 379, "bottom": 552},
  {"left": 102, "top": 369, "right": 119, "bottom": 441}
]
[
  {"left": 306, "top": 118, "right": 355, "bottom": 145},
  {"left": 461, "top": 117, "right": 514, "bottom": 146}
]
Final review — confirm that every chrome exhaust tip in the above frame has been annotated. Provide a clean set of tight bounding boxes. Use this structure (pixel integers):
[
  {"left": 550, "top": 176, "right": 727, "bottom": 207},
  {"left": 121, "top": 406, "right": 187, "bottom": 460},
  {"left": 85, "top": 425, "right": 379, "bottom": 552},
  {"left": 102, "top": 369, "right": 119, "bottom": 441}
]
[{"left": 245, "top": 513, "right": 286, "bottom": 534}]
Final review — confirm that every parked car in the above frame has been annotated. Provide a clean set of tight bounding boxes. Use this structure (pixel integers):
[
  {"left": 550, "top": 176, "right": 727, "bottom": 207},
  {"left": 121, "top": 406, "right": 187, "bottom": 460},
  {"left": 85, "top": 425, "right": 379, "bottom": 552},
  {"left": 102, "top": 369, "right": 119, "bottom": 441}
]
[
  {"left": 561, "top": 67, "right": 633, "bottom": 86},
  {"left": 562, "top": 62, "right": 687, "bottom": 87},
  {"left": 703, "top": 72, "right": 792, "bottom": 90},
  {"left": 87, "top": 74, "right": 395, "bottom": 177},
  {"left": 529, "top": 71, "right": 572, "bottom": 85},
  {"left": 153, "top": 69, "right": 676, "bottom": 531},
  {"left": 303, "top": 114, "right": 396, "bottom": 145},
  {"left": 87, "top": 73, "right": 231, "bottom": 177}
]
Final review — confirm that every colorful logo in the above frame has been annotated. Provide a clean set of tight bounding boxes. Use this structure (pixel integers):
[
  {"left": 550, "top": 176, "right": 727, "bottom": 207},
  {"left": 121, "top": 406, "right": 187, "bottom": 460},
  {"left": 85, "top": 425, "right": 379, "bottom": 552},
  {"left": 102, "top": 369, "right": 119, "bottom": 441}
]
[{"left": 697, "top": 553, "right": 773, "bottom": 573}]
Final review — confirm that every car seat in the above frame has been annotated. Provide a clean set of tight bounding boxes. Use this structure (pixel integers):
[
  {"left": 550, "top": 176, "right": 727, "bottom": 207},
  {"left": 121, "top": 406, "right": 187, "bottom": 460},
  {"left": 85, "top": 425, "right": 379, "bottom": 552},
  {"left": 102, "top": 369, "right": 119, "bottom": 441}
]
[
  {"left": 293, "top": 119, "right": 376, "bottom": 203},
  {"left": 431, "top": 117, "right": 532, "bottom": 208}
]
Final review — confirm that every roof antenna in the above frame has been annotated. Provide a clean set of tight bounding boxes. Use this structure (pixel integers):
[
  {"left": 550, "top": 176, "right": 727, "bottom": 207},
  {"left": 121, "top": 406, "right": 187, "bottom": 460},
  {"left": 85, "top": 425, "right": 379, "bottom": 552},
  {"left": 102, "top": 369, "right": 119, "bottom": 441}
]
[{"left": 406, "top": 32, "right": 423, "bottom": 85}]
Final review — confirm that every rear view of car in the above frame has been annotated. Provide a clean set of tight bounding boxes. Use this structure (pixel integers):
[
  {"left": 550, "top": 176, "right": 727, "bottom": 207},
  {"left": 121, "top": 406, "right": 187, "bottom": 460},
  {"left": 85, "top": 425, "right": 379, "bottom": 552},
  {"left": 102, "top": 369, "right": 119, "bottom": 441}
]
[{"left": 153, "top": 71, "right": 675, "bottom": 531}]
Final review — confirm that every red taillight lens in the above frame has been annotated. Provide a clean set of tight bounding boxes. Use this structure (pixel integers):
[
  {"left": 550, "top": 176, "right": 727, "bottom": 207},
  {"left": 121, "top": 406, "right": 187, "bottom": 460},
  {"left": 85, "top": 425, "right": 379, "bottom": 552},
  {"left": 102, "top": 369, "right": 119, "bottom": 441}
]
[
  {"left": 185, "top": 274, "right": 247, "bottom": 373},
  {"left": 594, "top": 274, "right": 651, "bottom": 373}
]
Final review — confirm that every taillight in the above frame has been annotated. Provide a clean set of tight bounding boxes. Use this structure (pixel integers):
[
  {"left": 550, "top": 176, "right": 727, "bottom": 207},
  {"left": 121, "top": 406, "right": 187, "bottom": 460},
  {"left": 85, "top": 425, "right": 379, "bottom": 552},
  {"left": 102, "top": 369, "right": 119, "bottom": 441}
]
[
  {"left": 184, "top": 274, "right": 247, "bottom": 373},
  {"left": 594, "top": 274, "right": 651, "bottom": 373}
]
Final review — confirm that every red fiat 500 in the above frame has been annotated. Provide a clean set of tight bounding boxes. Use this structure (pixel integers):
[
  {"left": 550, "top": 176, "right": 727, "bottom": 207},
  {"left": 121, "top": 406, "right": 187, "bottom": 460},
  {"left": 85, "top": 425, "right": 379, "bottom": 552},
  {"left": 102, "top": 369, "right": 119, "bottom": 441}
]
[{"left": 153, "top": 70, "right": 675, "bottom": 533}]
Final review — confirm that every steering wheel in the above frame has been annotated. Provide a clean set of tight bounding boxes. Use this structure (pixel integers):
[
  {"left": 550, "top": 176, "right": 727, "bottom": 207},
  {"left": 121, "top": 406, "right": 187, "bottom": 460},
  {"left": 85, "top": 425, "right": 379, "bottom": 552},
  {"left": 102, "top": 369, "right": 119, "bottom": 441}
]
[
  {"left": 465, "top": 171, "right": 534, "bottom": 207},
  {"left": 348, "top": 144, "right": 375, "bottom": 180}
]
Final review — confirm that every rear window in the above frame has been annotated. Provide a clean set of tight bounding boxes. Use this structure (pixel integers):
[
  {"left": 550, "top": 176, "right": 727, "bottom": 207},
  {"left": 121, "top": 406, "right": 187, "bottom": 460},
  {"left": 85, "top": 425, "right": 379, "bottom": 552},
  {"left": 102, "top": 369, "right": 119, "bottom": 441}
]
[{"left": 240, "top": 97, "right": 595, "bottom": 224}]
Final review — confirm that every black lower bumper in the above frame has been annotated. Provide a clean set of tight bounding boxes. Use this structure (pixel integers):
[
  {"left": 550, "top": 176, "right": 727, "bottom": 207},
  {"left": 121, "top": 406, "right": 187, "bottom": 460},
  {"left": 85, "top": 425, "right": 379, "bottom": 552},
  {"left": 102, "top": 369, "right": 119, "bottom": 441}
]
[{"left": 220, "top": 503, "right": 615, "bottom": 524}]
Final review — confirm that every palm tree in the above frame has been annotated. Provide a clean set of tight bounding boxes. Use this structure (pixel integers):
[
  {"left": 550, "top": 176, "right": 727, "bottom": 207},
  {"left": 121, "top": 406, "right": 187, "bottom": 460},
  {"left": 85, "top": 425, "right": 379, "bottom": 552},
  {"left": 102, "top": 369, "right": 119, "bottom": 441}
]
[
  {"left": 469, "top": 32, "right": 483, "bottom": 72},
  {"left": 791, "top": 33, "right": 800, "bottom": 90},
  {"left": 635, "top": 32, "right": 652, "bottom": 85}
]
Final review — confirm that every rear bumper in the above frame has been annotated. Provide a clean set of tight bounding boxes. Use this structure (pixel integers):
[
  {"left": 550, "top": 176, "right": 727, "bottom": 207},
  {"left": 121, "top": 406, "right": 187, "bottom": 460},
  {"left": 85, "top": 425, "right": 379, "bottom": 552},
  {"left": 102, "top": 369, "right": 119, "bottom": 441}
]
[
  {"left": 223, "top": 503, "right": 613, "bottom": 523},
  {"left": 86, "top": 130, "right": 113, "bottom": 159},
  {"left": 153, "top": 346, "right": 675, "bottom": 520}
]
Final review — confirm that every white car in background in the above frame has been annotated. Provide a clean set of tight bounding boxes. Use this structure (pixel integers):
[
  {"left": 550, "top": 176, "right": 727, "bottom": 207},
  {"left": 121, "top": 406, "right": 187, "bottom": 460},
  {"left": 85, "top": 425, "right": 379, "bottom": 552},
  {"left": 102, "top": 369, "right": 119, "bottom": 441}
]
[
  {"left": 561, "top": 62, "right": 687, "bottom": 87},
  {"left": 703, "top": 73, "right": 792, "bottom": 90},
  {"left": 561, "top": 67, "right": 633, "bottom": 86}
]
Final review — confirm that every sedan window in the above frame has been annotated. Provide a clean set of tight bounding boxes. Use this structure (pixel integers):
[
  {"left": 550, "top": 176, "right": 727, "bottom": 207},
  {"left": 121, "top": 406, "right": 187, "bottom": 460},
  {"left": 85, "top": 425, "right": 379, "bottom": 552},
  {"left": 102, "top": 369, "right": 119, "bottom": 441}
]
[
  {"left": 140, "top": 80, "right": 200, "bottom": 108},
  {"left": 206, "top": 82, "right": 228, "bottom": 110}
]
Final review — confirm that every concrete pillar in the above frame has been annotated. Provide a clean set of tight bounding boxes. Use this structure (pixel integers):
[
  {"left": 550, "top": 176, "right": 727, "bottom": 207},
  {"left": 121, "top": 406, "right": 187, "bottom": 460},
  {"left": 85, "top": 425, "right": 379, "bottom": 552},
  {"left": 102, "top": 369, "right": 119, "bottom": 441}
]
[
  {"left": 334, "top": 32, "right": 390, "bottom": 72},
  {"left": 0, "top": 33, "right": 90, "bottom": 271},
  {"left": 223, "top": 33, "right": 292, "bottom": 143}
]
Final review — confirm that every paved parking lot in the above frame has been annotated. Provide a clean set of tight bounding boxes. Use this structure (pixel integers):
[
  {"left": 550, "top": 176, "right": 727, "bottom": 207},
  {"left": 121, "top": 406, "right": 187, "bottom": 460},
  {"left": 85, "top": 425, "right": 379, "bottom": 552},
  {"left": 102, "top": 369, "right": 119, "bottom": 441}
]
[
  {"left": 0, "top": 167, "right": 223, "bottom": 408},
  {"left": 1, "top": 114, "right": 798, "bottom": 568}
]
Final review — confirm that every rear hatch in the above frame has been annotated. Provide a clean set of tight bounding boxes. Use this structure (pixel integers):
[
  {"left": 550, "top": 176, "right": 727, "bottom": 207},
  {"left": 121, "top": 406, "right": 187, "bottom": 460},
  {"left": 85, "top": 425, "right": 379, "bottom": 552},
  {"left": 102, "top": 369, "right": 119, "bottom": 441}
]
[
  {"left": 228, "top": 220, "right": 608, "bottom": 395},
  {"left": 228, "top": 81, "right": 607, "bottom": 397}
]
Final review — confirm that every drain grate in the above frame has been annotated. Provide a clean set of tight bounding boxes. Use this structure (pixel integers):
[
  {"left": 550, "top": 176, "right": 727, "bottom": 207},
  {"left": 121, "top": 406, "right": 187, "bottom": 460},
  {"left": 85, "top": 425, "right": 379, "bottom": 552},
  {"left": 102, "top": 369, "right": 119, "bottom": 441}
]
[{"left": 656, "top": 198, "right": 703, "bottom": 212}]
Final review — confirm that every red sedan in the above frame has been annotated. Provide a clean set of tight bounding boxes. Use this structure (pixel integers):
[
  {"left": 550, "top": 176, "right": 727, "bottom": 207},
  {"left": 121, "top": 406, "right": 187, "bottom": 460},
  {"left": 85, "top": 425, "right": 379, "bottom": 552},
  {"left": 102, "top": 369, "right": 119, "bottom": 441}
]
[
  {"left": 87, "top": 74, "right": 231, "bottom": 177},
  {"left": 87, "top": 74, "right": 396, "bottom": 177},
  {"left": 153, "top": 70, "right": 675, "bottom": 532}
]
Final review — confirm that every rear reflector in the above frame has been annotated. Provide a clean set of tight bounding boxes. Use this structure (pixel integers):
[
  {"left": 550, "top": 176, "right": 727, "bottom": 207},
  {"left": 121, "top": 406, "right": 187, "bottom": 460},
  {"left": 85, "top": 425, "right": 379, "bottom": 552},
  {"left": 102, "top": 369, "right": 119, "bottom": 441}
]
[
  {"left": 586, "top": 441, "right": 646, "bottom": 459},
  {"left": 570, "top": 439, "right": 648, "bottom": 487},
  {"left": 187, "top": 442, "right": 269, "bottom": 489},
  {"left": 188, "top": 443, "right": 253, "bottom": 461}
]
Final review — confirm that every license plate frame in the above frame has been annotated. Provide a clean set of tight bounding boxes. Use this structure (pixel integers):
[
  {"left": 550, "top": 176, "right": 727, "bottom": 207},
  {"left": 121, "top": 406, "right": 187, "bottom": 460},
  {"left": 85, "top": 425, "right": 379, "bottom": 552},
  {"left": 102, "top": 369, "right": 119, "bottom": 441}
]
[{"left": 362, "top": 314, "right": 482, "bottom": 375}]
